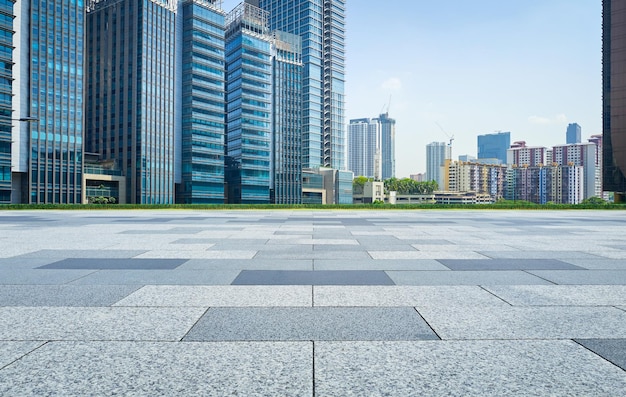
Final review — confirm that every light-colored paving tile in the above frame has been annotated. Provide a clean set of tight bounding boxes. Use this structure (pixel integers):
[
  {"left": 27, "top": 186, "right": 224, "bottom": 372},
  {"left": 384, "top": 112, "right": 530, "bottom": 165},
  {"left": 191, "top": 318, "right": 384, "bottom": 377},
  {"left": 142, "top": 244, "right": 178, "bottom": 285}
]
[
  {"left": 418, "top": 306, "right": 626, "bottom": 339},
  {"left": 0, "top": 307, "right": 206, "bottom": 341},
  {"left": 0, "top": 342, "right": 45, "bottom": 368},
  {"left": 478, "top": 251, "right": 603, "bottom": 259},
  {"left": 133, "top": 250, "right": 257, "bottom": 259},
  {"left": 560, "top": 258, "right": 626, "bottom": 270},
  {"left": 528, "top": 270, "right": 626, "bottom": 285},
  {"left": 67, "top": 270, "right": 239, "bottom": 285},
  {"left": 0, "top": 269, "right": 97, "bottom": 285},
  {"left": 313, "top": 259, "right": 448, "bottom": 271},
  {"left": 313, "top": 286, "right": 508, "bottom": 307},
  {"left": 114, "top": 285, "right": 312, "bottom": 307},
  {"left": 387, "top": 270, "right": 552, "bottom": 285},
  {"left": 0, "top": 285, "right": 141, "bottom": 306},
  {"left": 368, "top": 251, "right": 489, "bottom": 260},
  {"left": 0, "top": 341, "right": 312, "bottom": 396},
  {"left": 178, "top": 259, "right": 313, "bottom": 271},
  {"left": 484, "top": 285, "right": 626, "bottom": 306},
  {"left": 315, "top": 340, "right": 626, "bottom": 397}
]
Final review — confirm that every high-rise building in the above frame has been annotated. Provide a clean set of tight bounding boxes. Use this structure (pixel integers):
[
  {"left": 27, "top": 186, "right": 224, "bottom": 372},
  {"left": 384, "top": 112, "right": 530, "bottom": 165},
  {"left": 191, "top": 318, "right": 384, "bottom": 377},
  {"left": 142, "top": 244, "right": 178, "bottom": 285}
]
[
  {"left": 14, "top": 0, "right": 85, "bottom": 204},
  {"left": 177, "top": 0, "right": 226, "bottom": 204},
  {"left": 477, "top": 131, "right": 510, "bottom": 164},
  {"left": 259, "top": 0, "right": 346, "bottom": 170},
  {"left": 270, "top": 30, "right": 303, "bottom": 204},
  {"left": 426, "top": 142, "right": 451, "bottom": 190},
  {"left": 447, "top": 160, "right": 507, "bottom": 200},
  {"left": 375, "top": 112, "right": 396, "bottom": 180},
  {"left": 348, "top": 118, "right": 380, "bottom": 179},
  {"left": 566, "top": 123, "right": 582, "bottom": 144},
  {"left": 603, "top": 0, "right": 626, "bottom": 197},
  {"left": 506, "top": 164, "right": 583, "bottom": 204},
  {"left": 0, "top": 1, "right": 14, "bottom": 204},
  {"left": 87, "top": 0, "right": 177, "bottom": 204},
  {"left": 552, "top": 142, "right": 597, "bottom": 199},
  {"left": 224, "top": 1, "right": 272, "bottom": 204},
  {"left": 507, "top": 141, "right": 547, "bottom": 167}
]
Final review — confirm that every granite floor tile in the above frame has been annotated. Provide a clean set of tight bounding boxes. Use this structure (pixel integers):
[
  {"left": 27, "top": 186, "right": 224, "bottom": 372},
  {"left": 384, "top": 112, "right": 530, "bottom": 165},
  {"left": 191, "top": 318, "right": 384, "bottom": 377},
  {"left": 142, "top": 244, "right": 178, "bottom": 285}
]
[
  {"left": 478, "top": 251, "right": 603, "bottom": 259},
  {"left": 0, "top": 258, "right": 60, "bottom": 269},
  {"left": 183, "top": 307, "right": 438, "bottom": 341},
  {"left": 67, "top": 270, "right": 239, "bottom": 285},
  {"left": 0, "top": 342, "right": 45, "bottom": 368},
  {"left": 133, "top": 250, "right": 258, "bottom": 259},
  {"left": 39, "top": 258, "right": 187, "bottom": 270},
  {"left": 575, "top": 339, "right": 626, "bottom": 371},
  {"left": 387, "top": 270, "right": 552, "bottom": 285},
  {"left": 253, "top": 250, "right": 372, "bottom": 260},
  {"left": 232, "top": 270, "right": 395, "bottom": 285},
  {"left": 0, "top": 307, "right": 206, "bottom": 341},
  {"left": 417, "top": 306, "right": 626, "bottom": 339},
  {"left": 559, "top": 258, "right": 626, "bottom": 270},
  {"left": 438, "top": 259, "right": 584, "bottom": 271},
  {"left": 114, "top": 285, "right": 312, "bottom": 307},
  {"left": 527, "top": 270, "right": 626, "bottom": 284},
  {"left": 313, "top": 259, "right": 449, "bottom": 271},
  {"left": 313, "top": 286, "right": 508, "bottom": 307},
  {"left": 17, "top": 249, "right": 147, "bottom": 259},
  {"left": 0, "top": 269, "right": 96, "bottom": 285},
  {"left": 0, "top": 285, "right": 141, "bottom": 306},
  {"left": 314, "top": 340, "right": 626, "bottom": 396},
  {"left": 0, "top": 341, "right": 312, "bottom": 396},
  {"left": 484, "top": 285, "right": 626, "bottom": 306},
  {"left": 368, "top": 251, "right": 490, "bottom": 260},
  {"left": 177, "top": 259, "right": 313, "bottom": 271}
]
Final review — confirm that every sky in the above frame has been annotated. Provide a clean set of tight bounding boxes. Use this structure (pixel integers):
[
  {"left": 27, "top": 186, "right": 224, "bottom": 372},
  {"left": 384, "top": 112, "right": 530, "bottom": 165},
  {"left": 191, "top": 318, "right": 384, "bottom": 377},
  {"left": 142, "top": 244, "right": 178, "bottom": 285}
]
[{"left": 221, "top": 0, "right": 602, "bottom": 178}]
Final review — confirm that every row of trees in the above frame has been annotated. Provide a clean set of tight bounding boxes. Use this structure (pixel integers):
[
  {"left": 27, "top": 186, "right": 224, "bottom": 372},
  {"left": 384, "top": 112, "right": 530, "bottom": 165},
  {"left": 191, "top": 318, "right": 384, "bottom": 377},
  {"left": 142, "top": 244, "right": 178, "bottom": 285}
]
[{"left": 353, "top": 176, "right": 438, "bottom": 195}]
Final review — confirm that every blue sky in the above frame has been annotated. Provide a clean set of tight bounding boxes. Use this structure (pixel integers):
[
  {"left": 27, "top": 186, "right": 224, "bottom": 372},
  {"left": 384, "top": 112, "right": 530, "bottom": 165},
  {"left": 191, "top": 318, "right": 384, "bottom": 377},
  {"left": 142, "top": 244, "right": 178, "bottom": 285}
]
[{"left": 221, "top": 0, "right": 602, "bottom": 177}]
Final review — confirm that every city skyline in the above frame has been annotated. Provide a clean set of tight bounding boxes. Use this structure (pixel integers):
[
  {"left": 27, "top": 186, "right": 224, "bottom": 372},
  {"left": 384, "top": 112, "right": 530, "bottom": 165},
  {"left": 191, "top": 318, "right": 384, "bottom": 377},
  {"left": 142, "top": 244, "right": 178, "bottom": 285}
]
[{"left": 223, "top": 0, "right": 602, "bottom": 178}]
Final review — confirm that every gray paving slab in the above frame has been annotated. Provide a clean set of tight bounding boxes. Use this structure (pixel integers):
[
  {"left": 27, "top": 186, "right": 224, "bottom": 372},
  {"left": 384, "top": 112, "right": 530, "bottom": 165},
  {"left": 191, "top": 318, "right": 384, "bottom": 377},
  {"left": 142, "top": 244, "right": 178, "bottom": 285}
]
[
  {"left": 39, "top": 258, "right": 188, "bottom": 270},
  {"left": 0, "top": 285, "right": 141, "bottom": 306},
  {"left": 438, "top": 259, "right": 584, "bottom": 271},
  {"left": 178, "top": 258, "right": 313, "bottom": 271},
  {"left": 253, "top": 250, "right": 372, "bottom": 259},
  {"left": 313, "top": 286, "right": 508, "bottom": 307},
  {"left": 114, "top": 285, "right": 312, "bottom": 307},
  {"left": 134, "top": 250, "right": 258, "bottom": 259},
  {"left": 369, "top": 251, "right": 490, "bottom": 259},
  {"left": 17, "top": 249, "right": 147, "bottom": 259},
  {"left": 314, "top": 340, "right": 626, "bottom": 397},
  {"left": 0, "top": 341, "right": 312, "bottom": 396},
  {"left": 232, "top": 270, "right": 395, "bottom": 285},
  {"left": 560, "top": 258, "right": 626, "bottom": 270},
  {"left": 0, "top": 307, "right": 206, "bottom": 341},
  {"left": 417, "top": 306, "right": 626, "bottom": 339},
  {"left": 484, "top": 285, "right": 626, "bottom": 306},
  {"left": 183, "top": 307, "right": 438, "bottom": 341},
  {"left": 478, "top": 250, "right": 603, "bottom": 259},
  {"left": 67, "top": 269, "right": 239, "bottom": 285},
  {"left": 0, "top": 257, "right": 59, "bottom": 269},
  {"left": 387, "top": 270, "right": 553, "bottom": 285},
  {"left": 527, "top": 270, "right": 626, "bottom": 284},
  {"left": 0, "top": 342, "right": 45, "bottom": 368},
  {"left": 313, "top": 259, "right": 448, "bottom": 271},
  {"left": 575, "top": 339, "right": 626, "bottom": 371},
  {"left": 0, "top": 269, "right": 96, "bottom": 284}
]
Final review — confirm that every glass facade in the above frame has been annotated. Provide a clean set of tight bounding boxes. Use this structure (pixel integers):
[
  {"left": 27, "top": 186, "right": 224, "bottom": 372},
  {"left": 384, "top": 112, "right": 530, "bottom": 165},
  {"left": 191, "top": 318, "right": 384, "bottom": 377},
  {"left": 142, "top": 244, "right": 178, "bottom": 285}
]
[
  {"left": 477, "top": 131, "right": 510, "bottom": 165},
  {"left": 376, "top": 112, "right": 395, "bottom": 180},
  {"left": 271, "top": 31, "right": 302, "bottom": 204},
  {"left": 348, "top": 118, "right": 379, "bottom": 179},
  {"left": 260, "top": 0, "right": 345, "bottom": 170},
  {"left": 87, "top": 0, "right": 176, "bottom": 204},
  {"left": 179, "top": 0, "right": 226, "bottom": 204},
  {"left": 26, "top": 0, "right": 84, "bottom": 204},
  {"left": 225, "top": 2, "right": 272, "bottom": 204},
  {"left": 0, "top": 0, "right": 14, "bottom": 204}
]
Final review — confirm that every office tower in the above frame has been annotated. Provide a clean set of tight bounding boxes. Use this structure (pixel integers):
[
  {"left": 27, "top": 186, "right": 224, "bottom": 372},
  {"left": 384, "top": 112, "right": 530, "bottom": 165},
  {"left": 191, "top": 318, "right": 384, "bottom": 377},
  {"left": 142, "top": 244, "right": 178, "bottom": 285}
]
[
  {"left": 552, "top": 143, "right": 597, "bottom": 199},
  {"left": 566, "top": 123, "right": 582, "bottom": 144},
  {"left": 13, "top": 0, "right": 85, "bottom": 204},
  {"left": 224, "top": 1, "right": 272, "bottom": 204},
  {"left": 603, "top": 0, "right": 626, "bottom": 197},
  {"left": 348, "top": 118, "right": 380, "bottom": 179},
  {"left": 0, "top": 1, "right": 13, "bottom": 204},
  {"left": 477, "top": 131, "right": 510, "bottom": 164},
  {"left": 375, "top": 112, "right": 396, "bottom": 179},
  {"left": 178, "top": 0, "right": 226, "bottom": 204},
  {"left": 426, "top": 142, "right": 451, "bottom": 190},
  {"left": 259, "top": 0, "right": 346, "bottom": 170},
  {"left": 506, "top": 141, "right": 547, "bottom": 167},
  {"left": 271, "top": 31, "right": 303, "bottom": 204},
  {"left": 86, "top": 0, "right": 177, "bottom": 204}
]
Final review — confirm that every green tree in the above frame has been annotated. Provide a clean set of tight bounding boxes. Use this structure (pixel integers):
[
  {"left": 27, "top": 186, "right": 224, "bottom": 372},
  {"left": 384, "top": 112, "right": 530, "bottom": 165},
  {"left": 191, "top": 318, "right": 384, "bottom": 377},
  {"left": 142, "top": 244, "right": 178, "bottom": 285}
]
[{"left": 352, "top": 176, "right": 372, "bottom": 195}]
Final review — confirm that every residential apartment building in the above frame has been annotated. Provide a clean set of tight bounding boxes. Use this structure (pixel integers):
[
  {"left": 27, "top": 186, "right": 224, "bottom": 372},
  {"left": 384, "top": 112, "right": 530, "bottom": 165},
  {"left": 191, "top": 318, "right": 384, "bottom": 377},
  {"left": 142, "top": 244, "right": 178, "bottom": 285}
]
[
  {"left": 551, "top": 142, "right": 598, "bottom": 199},
  {"left": 506, "top": 164, "right": 584, "bottom": 204},
  {"left": 507, "top": 141, "right": 547, "bottom": 167},
  {"left": 447, "top": 160, "right": 507, "bottom": 201},
  {"left": 426, "top": 142, "right": 451, "bottom": 189},
  {"left": 348, "top": 118, "right": 380, "bottom": 179}
]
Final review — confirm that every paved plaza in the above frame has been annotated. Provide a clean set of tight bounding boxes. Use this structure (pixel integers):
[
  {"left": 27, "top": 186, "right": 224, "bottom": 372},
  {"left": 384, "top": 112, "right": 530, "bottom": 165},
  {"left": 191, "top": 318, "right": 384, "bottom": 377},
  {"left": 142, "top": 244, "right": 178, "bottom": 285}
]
[{"left": 0, "top": 209, "right": 625, "bottom": 395}]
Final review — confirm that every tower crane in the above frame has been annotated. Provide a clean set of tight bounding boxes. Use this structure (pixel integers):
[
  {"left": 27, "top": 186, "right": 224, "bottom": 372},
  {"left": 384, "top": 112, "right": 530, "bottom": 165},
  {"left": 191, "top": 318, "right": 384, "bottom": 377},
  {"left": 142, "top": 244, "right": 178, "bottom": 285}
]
[{"left": 435, "top": 122, "right": 454, "bottom": 147}]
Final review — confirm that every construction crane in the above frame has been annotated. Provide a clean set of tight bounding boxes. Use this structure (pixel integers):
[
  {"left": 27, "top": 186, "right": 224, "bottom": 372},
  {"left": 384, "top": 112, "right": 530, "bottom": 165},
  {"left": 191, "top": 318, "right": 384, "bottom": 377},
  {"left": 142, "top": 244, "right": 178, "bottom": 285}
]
[
  {"left": 380, "top": 94, "right": 392, "bottom": 116},
  {"left": 435, "top": 122, "right": 454, "bottom": 147}
]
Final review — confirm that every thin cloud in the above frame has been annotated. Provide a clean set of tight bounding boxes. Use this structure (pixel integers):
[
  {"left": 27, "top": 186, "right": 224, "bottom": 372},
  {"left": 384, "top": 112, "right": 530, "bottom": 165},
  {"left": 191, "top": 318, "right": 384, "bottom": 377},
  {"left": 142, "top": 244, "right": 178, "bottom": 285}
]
[
  {"left": 381, "top": 77, "right": 402, "bottom": 91},
  {"left": 528, "top": 113, "right": 568, "bottom": 125}
]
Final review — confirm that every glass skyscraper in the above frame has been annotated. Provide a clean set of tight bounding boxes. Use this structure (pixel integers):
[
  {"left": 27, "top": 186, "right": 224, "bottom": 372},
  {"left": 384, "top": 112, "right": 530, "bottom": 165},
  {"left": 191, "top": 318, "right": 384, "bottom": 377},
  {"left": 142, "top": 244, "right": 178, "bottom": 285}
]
[
  {"left": 566, "top": 123, "right": 581, "bottom": 144},
  {"left": 259, "top": 0, "right": 346, "bottom": 170},
  {"left": 225, "top": 1, "right": 272, "bottom": 204},
  {"left": 15, "top": 0, "right": 85, "bottom": 204},
  {"left": 375, "top": 112, "right": 396, "bottom": 180},
  {"left": 348, "top": 118, "right": 380, "bottom": 179},
  {"left": 178, "top": 0, "right": 226, "bottom": 204},
  {"left": 87, "top": 0, "right": 177, "bottom": 204},
  {"left": 271, "top": 30, "right": 302, "bottom": 204},
  {"left": 477, "top": 131, "right": 510, "bottom": 165},
  {"left": 0, "top": 0, "right": 14, "bottom": 204}
]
